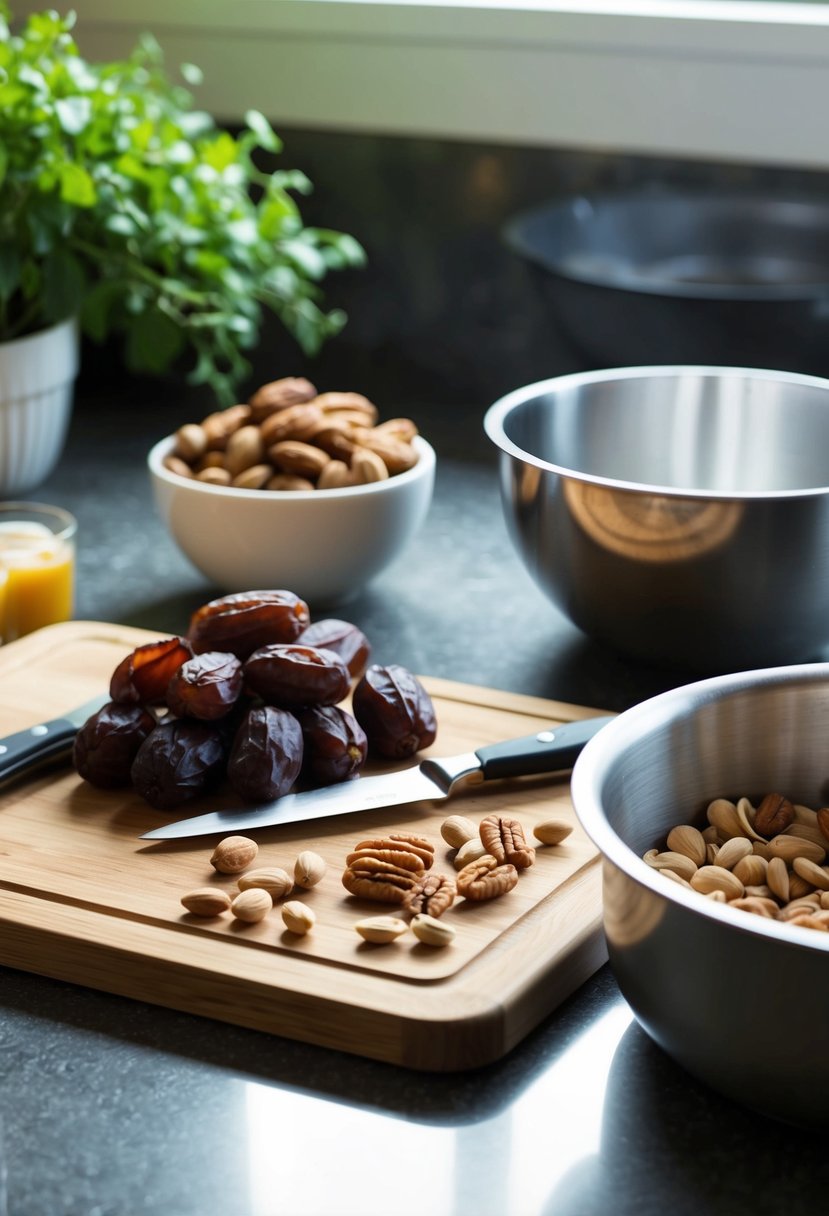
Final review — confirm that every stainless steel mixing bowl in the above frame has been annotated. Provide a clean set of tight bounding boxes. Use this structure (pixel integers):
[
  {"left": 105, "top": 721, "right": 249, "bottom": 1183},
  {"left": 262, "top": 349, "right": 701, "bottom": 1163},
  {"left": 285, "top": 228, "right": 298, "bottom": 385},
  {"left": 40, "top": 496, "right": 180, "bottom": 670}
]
[
  {"left": 483, "top": 365, "right": 829, "bottom": 670},
  {"left": 570, "top": 662, "right": 829, "bottom": 1125}
]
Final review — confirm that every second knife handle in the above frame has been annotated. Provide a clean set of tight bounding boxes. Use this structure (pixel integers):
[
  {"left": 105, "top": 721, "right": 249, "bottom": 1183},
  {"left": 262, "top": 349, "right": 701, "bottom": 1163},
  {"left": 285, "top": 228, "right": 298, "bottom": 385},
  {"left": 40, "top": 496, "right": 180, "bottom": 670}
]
[
  {"left": 475, "top": 716, "right": 614, "bottom": 781},
  {"left": 0, "top": 717, "right": 79, "bottom": 788}
]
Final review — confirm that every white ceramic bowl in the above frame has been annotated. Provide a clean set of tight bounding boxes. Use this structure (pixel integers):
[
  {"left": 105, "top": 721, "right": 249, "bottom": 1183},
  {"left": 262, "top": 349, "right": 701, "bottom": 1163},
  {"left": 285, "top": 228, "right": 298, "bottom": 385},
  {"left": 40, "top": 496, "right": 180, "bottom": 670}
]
[{"left": 148, "top": 433, "right": 436, "bottom": 605}]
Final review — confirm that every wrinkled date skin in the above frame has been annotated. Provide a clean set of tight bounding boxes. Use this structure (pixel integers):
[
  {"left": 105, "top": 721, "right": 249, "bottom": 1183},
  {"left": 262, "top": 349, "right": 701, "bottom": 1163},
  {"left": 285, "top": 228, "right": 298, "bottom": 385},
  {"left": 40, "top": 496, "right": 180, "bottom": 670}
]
[
  {"left": 73, "top": 702, "right": 157, "bottom": 788},
  {"left": 297, "top": 619, "right": 371, "bottom": 679},
  {"left": 298, "top": 705, "right": 368, "bottom": 785},
  {"left": 130, "top": 719, "right": 227, "bottom": 810},
  {"left": 243, "top": 644, "right": 351, "bottom": 709},
  {"left": 110, "top": 637, "right": 192, "bottom": 705},
  {"left": 187, "top": 590, "right": 310, "bottom": 659},
  {"left": 227, "top": 705, "right": 304, "bottom": 802},
  {"left": 166, "top": 651, "right": 243, "bottom": 720},
  {"left": 352, "top": 664, "right": 437, "bottom": 759}
]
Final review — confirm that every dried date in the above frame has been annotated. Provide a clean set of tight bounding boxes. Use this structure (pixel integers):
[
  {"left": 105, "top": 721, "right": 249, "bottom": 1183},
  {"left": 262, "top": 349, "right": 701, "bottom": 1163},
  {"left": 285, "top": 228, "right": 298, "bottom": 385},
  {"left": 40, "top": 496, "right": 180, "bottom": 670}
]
[
  {"left": 227, "top": 705, "right": 304, "bottom": 802},
  {"left": 352, "top": 664, "right": 437, "bottom": 759},
  {"left": 298, "top": 705, "right": 367, "bottom": 784},
  {"left": 73, "top": 702, "right": 157, "bottom": 788},
  {"left": 130, "top": 719, "right": 227, "bottom": 810},
  {"left": 109, "top": 637, "right": 192, "bottom": 705},
  {"left": 243, "top": 644, "right": 351, "bottom": 709},
  {"left": 297, "top": 619, "right": 371, "bottom": 678},
  {"left": 166, "top": 651, "right": 243, "bottom": 720},
  {"left": 187, "top": 590, "right": 310, "bottom": 658}
]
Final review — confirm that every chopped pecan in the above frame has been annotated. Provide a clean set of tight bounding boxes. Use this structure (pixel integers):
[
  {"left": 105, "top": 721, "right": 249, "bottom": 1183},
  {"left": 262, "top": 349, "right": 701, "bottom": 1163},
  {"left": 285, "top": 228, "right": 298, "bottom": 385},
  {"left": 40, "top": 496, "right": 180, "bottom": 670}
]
[
  {"left": 402, "top": 872, "right": 456, "bottom": 918},
  {"left": 754, "top": 793, "right": 795, "bottom": 839},
  {"left": 479, "top": 814, "right": 536, "bottom": 870},
  {"left": 456, "top": 855, "right": 519, "bottom": 902}
]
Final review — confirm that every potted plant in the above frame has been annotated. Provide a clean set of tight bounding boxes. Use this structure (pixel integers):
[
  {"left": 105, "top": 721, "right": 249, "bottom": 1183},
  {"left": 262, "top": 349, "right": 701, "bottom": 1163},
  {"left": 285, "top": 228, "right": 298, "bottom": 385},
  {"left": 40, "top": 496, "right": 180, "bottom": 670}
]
[{"left": 0, "top": 5, "right": 365, "bottom": 494}]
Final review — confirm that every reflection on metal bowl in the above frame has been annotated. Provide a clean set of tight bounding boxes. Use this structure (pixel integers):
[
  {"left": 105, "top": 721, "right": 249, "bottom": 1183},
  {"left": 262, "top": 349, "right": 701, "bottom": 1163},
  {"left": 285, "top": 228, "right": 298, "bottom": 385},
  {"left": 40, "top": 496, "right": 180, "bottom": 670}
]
[{"left": 484, "top": 365, "right": 829, "bottom": 672}]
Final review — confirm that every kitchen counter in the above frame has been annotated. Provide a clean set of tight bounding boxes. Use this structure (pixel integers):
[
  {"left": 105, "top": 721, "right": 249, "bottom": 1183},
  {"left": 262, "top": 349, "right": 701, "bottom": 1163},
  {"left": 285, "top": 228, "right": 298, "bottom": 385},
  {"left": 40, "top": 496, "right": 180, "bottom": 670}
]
[{"left": 2, "top": 382, "right": 825, "bottom": 1216}]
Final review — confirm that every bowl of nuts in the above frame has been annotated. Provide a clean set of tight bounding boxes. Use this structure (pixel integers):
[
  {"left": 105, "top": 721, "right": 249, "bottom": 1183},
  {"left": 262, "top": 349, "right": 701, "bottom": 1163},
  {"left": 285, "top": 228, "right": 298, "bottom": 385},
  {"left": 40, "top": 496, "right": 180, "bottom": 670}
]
[
  {"left": 148, "top": 378, "right": 436, "bottom": 605},
  {"left": 570, "top": 662, "right": 829, "bottom": 1125}
]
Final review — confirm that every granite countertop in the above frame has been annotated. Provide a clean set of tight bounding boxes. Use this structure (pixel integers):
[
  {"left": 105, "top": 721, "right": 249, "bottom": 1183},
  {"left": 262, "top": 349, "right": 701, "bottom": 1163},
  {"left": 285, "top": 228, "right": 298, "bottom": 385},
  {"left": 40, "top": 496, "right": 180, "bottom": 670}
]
[{"left": 1, "top": 385, "right": 825, "bottom": 1216}]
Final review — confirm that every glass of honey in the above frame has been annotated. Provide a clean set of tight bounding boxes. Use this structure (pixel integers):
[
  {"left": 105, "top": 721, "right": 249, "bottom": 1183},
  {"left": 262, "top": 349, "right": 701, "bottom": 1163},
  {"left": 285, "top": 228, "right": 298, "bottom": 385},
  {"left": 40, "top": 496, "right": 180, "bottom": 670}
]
[{"left": 0, "top": 503, "right": 76, "bottom": 643}]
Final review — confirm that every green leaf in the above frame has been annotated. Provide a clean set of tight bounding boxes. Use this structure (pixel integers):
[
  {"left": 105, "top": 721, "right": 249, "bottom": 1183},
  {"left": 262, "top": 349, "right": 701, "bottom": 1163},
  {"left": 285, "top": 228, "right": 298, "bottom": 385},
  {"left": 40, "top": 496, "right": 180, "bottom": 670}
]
[
  {"left": 125, "top": 305, "right": 185, "bottom": 373},
  {"left": 80, "top": 279, "right": 124, "bottom": 342},
  {"left": 42, "top": 247, "right": 86, "bottom": 322},
  {"left": 59, "top": 161, "right": 96, "bottom": 207},
  {"left": 55, "top": 96, "right": 91, "bottom": 135},
  {"left": 244, "top": 109, "right": 281, "bottom": 152},
  {"left": 180, "top": 62, "right": 202, "bottom": 86}
]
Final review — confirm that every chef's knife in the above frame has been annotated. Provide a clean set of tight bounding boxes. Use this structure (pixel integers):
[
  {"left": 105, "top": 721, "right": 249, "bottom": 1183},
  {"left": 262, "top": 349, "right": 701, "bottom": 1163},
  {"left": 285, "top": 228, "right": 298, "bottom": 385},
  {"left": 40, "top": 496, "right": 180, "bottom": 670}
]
[
  {"left": 141, "top": 715, "right": 613, "bottom": 840},
  {"left": 0, "top": 692, "right": 109, "bottom": 789}
]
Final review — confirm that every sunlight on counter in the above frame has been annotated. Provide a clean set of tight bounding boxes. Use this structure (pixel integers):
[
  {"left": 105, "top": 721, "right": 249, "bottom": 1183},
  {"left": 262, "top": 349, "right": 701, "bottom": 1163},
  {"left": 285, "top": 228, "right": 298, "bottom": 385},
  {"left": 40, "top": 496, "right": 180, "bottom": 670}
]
[{"left": 243, "top": 1002, "right": 633, "bottom": 1216}]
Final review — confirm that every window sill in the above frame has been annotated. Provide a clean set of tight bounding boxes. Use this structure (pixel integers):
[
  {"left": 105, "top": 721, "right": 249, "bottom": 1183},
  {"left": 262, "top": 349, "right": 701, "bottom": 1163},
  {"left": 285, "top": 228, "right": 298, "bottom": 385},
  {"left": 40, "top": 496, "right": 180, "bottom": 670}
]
[{"left": 18, "top": 0, "right": 829, "bottom": 167}]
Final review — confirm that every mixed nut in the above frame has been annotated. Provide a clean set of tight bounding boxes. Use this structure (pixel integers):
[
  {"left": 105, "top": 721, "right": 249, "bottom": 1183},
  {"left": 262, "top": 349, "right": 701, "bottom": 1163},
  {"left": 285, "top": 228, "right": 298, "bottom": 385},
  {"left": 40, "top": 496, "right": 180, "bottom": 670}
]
[
  {"left": 646, "top": 792, "right": 829, "bottom": 933},
  {"left": 72, "top": 588, "right": 436, "bottom": 811},
  {"left": 162, "top": 376, "right": 421, "bottom": 492},
  {"left": 175, "top": 812, "right": 576, "bottom": 949}
]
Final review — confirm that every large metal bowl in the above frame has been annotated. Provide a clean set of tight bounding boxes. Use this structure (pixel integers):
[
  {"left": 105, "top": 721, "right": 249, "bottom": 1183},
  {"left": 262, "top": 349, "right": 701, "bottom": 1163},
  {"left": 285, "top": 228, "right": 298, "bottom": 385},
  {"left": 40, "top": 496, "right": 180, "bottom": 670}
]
[
  {"left": 483, "top": 365, "right": 829, "bottom": 671},
  {"left": 570, "top": 663, "right": 829, "bottom": 1126}
]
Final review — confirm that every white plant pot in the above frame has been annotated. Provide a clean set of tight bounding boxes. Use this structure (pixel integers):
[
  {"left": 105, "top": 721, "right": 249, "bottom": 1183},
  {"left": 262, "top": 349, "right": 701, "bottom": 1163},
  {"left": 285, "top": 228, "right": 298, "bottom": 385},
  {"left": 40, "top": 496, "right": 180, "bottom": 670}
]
[{"left": 0, "top": 317, "right": 79, "bottom": 496}]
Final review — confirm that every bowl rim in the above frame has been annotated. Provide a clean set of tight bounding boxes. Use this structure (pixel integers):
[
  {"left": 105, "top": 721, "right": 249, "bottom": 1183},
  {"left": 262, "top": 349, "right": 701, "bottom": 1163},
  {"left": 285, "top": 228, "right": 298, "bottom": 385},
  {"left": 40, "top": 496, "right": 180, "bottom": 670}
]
[
  {"left": 571, "top": 661, "right": 829, "bottom": 954},
  {"left": 483, "top": 365, "right": 829, "bottom": 501},
  {"left": 148, "top": 432, "right": 436, "bottom": 500}
]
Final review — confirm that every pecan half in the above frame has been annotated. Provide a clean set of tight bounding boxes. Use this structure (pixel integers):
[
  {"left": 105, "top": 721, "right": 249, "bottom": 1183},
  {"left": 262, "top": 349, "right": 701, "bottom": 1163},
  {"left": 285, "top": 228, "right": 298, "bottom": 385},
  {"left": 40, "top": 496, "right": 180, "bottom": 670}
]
[
  {"left": 754, "top": 793, "right": 795, "bottom": 839},
  {"left": 402, "top": 872, "right": 457, "bottom": 918},
  {"left": 346, "top": 848, "right": 425, "bottom": 874},
  {"left": 342, "top": 859, "right": 419, "bottom": 904},
  {"left": 456, "top": 855, "right": 518, "bottom": 902},
  {"left": 353, "top": 833, "right": 434, "bottom": 870},
  {"left": 479, "top": 814, "right": 536, "bottom": 870}
]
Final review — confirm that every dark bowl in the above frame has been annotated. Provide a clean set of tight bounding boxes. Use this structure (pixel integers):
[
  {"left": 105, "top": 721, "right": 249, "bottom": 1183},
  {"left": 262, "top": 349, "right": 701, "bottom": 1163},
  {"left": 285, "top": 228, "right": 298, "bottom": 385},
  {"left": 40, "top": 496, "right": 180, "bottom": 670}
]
[{"left": 505, "top": 189, "right": 829, "bottom": 375}]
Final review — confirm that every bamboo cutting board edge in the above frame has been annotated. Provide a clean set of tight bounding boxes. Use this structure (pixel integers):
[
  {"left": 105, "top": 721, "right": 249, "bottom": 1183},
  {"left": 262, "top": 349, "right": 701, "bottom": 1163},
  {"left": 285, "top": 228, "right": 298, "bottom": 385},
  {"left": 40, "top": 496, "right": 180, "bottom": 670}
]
[{"left": 0, "top": 620, "right": 610, "bottom": 1070}]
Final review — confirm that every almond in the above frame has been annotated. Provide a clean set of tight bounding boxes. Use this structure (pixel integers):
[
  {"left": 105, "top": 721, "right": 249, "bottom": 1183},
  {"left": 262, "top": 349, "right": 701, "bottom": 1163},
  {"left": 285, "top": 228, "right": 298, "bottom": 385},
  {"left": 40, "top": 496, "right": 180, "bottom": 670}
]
[
  {"left": 533, "top": 819, "right": 574, "bottom": 846},
  {"left": 354, "top": 915, "right": 408, "bottom": 943},
  {"left": 224, "top": 425, "right": 264, "bottom": 476},
  {"left": 282, "top": 900, "right": 315, "bottom": 935},
  {"left": 210, "top": 835, "right": 258, "bottom": 874},
  {"left": 294, "top": 850, "right": 326, "bottom": 889},
  {"left": 174, "top": 423, "right": 208, "bottom": 463},
  {"left": 269, "top": 440, "right": 330, "bottom": 480},
  {"left": 231, "top": 888, "right": 272, "bottom": 923},
  {"left": 351, "top": 446, "right": 389, "bottom": 484},
  {"left": 180, "top": 888, "right": 232, "bottom": 917},
  {"left": 237, "top": 867, "right": 293, "bottom": 900},
  {"left": 410, "top": 913, "right": 455, "bottom": 947},
  {"left": 440, "top": 815, "right": 478, "bottom": 849},
  {"left": 665, "top": 824, "right": 707, "bottom": 866}
]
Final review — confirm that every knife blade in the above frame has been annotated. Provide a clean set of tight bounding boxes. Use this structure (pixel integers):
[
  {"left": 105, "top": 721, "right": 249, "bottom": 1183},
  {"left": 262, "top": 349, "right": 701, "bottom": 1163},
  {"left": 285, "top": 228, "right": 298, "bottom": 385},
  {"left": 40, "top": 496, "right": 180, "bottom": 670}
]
[
  {"left": 0, "top": 692, "right": 109, "bottom": 790},
  {"left": 141, "top": 714, "right": 613, "bottom": 840}
]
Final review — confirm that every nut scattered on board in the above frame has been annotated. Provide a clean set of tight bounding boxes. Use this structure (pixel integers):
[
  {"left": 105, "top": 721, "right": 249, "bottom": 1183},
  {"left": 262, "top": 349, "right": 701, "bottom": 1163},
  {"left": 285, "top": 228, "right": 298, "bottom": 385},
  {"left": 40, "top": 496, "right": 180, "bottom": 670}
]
[
  {"left": 479, "top": 813, "right": 535, "bottom": 870},
  {"left": 411, "top": 913, "right": 456, "bottom": 947},
  {"left": 180, "top": 888, "right": 232, "bottom": 917},
  {"left": 210, "top": 836, "right": 258, "bottom": 874},
  {"left": 282, "top": 900, "right": 315, "bottom": 935},
  {"left": 164, "top": 377, "right": 421, "bottom": 492},
  {"left": 647, "top": 793, "right": 829, "bottom": 932},
  {"left": 401, "top": 872, "right": 456, "bottom": 919},
  {"left": 342, "top": 833, "right": 436, "bottom": 904},
  {"left": 533, "top": 819, "right": 574, "bottom": 846},
  {"left": 231, "top": 889, "right": 272, "bottom": 923},
  {"left": 453, "top": 838, "right": 489, "bottom": 870},
  {"left": 238, "top": 867, "right": 294, "bottom": 900},
  {"left": 294, "top": 850, "right": 327, "bottom": 889},
  {"left": 440, "top": 815, "right": 478, "bottom": 849},
  {"left": 456, "top": 855, "right": 519, "bottom": 902},
  {"left": 354, "top": 915, "right": 409, "bottom": 944}
]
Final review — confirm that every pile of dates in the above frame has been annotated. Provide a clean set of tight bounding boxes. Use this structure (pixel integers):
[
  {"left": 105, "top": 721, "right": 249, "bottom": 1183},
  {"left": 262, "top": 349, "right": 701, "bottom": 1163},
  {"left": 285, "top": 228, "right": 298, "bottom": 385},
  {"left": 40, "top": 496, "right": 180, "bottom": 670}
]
[{"left": 72, "top": 590, "right": 437, "bottom": 811}]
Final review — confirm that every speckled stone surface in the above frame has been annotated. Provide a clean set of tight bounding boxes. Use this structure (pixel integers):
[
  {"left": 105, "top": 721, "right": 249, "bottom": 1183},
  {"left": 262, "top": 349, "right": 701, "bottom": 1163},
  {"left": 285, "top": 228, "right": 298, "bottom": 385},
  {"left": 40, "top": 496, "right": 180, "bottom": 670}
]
[{"left": 0, "top": 381, "right": 825, "bottom": 1215}]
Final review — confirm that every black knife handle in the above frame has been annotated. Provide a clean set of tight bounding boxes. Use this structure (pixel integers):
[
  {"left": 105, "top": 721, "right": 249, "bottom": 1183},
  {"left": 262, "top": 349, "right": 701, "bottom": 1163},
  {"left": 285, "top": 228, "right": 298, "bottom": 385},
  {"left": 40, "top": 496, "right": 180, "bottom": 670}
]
[
  {"left": 0, "top": 717, "right": 79, "bottom": 789},
  {"left": 474, "top": 716, "right": 614, "bottom": 781}
]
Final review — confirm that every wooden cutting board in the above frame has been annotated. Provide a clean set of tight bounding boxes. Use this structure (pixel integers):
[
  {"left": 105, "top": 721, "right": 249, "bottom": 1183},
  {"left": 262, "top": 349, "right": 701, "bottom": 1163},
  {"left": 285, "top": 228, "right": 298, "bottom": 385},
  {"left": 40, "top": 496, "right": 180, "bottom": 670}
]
[{"left": 0, "top": 620, "right": 609, "bottom": 1070}]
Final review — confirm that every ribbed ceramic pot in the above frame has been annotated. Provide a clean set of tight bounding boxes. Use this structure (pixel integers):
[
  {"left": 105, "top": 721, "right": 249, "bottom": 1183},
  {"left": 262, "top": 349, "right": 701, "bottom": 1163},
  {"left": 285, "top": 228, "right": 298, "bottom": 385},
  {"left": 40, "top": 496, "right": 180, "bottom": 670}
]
[{"left": 0, "top": 317, "right": 79, "bottom": 496}]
